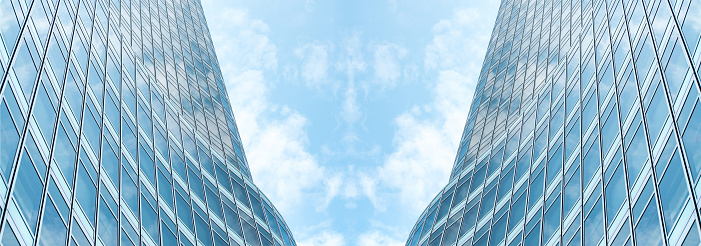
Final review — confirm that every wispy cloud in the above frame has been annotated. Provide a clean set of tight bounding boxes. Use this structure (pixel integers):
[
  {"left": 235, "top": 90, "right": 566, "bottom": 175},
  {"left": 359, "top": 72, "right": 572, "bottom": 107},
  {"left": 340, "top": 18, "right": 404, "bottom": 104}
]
[
  {"left": 357, "top": 231, "right": 404, "bottom": 246},
  {"left": 425, "top": 8, "right": 489, "bottom": 70},
  {"left": 360, "top": 3, "right": 498, "bottom": 230},
  {"left": 296, "top": 42, "right": 333, "bottom": 87},
  {"left": 206, "top": 5, "right": 338, "bottom": 218},
  {"left": 372, "top": 43, "right": 407, "bottom": 88},
  {"left": 337, "top": 33, "right": 367, "bottom": 146},
  {"left": 298, "top": 230, "right": 345, "bottom": 246},
  {"left": 203, "top": 1, "right": 500, "bottom": 245},
  {"left": 211, "top": 8, "right": 277, "bottom": 72}
]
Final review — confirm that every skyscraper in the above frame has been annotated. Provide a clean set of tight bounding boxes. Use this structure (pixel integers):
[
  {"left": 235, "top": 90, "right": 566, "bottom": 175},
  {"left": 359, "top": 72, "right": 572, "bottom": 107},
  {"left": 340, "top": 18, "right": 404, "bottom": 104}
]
[
  {"left": 0, "top": 0, "right": 296, "bottom": 245},
  {"left": 406, "top": 0, "right": 701, "bottom": 245}
]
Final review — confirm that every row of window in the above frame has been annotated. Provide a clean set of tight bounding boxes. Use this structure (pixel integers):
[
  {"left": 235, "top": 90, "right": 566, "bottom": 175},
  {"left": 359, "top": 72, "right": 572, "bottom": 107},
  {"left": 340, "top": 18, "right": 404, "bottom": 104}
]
[
  {"left": 0, "top": 0, "right": 295, "bottom": 245},
  {"left": 410, "top": 0, "right": 701, "bottom": 245}
]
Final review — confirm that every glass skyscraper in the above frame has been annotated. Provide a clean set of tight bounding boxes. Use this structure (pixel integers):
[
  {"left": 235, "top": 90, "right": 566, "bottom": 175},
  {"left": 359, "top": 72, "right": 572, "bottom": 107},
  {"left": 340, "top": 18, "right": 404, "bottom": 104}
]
[
  {"left": 406, "top": 0, "right": 700, "bottom": 245},
  {"left": 0, "top": 0, "right": 296, "bottom": 245}
]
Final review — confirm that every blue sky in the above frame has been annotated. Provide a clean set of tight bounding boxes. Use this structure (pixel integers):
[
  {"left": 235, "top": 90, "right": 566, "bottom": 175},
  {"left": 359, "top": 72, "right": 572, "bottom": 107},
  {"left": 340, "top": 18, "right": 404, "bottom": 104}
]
[{"left": 199, "top": 0, "right": 500, "bottom": 245}]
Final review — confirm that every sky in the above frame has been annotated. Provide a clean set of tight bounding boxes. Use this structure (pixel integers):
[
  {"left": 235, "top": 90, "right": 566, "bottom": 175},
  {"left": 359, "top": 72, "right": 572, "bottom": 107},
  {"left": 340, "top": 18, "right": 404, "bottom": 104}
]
[{"left": 199, "top": 0, "right": 500, "bottom": 245}]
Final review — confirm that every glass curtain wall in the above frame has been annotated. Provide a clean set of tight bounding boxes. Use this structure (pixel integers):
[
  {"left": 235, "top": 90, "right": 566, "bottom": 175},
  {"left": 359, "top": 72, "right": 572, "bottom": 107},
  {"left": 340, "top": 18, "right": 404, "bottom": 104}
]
[
  {"left": 406, "top": 0, "right": 701, "bottom": 245},
  {"left": 0, "top": 0, "right": 297, "bottom": 245}
]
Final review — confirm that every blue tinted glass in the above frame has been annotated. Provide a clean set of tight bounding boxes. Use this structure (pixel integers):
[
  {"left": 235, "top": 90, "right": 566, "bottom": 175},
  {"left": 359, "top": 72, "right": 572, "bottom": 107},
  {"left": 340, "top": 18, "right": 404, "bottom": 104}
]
[
  {"left": 645, "top": 85, "right": 669, "bottom": 144},
  {"left": 0, "top": 102, "right": 19, "bottom": 179},
  {"left": 53, "top": 124, "right": 75, "bottom": 185},
  {"left": 32, "top": 83, "right": 56, "bottom": 144},
  {"left": 158, "top": 171, "right": 174, "bottom": 208},
  {"left": 13, "top": 151, "right": 43, "bottom": 229},
  {"left": 544, "top": 195, "right": 561, "bottom": 241},
  {"left": 612, "top": 218, "right": 630, "bottom": 246},
  {"left": 97, "top": 199, "right": 117, "bottom": 246},
  {"left": 176, "top": 193, "right": 194, "bottom": 231},
  {"left": 508, "top": 193, "right": 526, "bottom": 231},
  {"left": 70, "top": 219, "right": 91, "bottom": 246},
  {"left": 37, "top": 198, "right": 67, "bottom": 246},
  {"left": 658, "top": 150, "right": 689, "bottom": 231},
  {"left": 683, "top": 224, "right": 701, "bottom": 246},
  {"left": 584, "top": 198, "right": 603, "bottom": 246},
  {"left": 139, "top": 144, "right": 155, "bottom": 184},
  {"left": 161, "top": 223, "right": 177, "bottom": 246},
  {"left": 683, "top": 103, "right": 701, "bottom": 178},
  {"left": 626, "top": 124, "right": 648, "bottom": 182},
  {"left": 605, "top": 163, "right": 626, "bottom": 225},
  {"left": 24, "top": 132, "right": 45, "bottom": 180},
  {"left": 101, "top": 143, "right": 118, "bottom": 185},
  {"left": 121, "top": 171, "right": 138, "bottom": 215},
  {"left": 195, "top": 214, "right": 212, "bottom": 245},
  {"left": 407, "top": 1, "right": 701, "bottom": 244},
  {"left": 76, "top": 163, "right": 96, "bottom": 225},
  {"left": 13, "top": 39, "right": 38, "bottom": 102},
  {"left": 565, "top": 166, "right": 581, "bottom": 214},
  {"left": 582, "top": 136, "right": 600, "bottom": 185},
  {"left": 141, "top": 197, "right": 159, "bottom": 244},
  {"left": 528, "top": 171, "right": 544, "bottom": 209},
  {"left": 635, "top": 200, "right": 663, "bottom": 246},
  {"left": 490, "top": 215, "right": 507, "bottom": 244},
  {"left": 1, "top": 224, "right": 21, "bottom": 246}
]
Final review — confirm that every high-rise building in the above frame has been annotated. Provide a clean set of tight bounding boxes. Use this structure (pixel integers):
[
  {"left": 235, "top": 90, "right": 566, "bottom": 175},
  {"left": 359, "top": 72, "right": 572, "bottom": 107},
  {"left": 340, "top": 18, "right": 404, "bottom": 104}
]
[
  {"left": 0, "top": 0, "right": 296, "bottom": 245},
  {"left": 406, "top": 0, "right": 701, "bottom": 245}
]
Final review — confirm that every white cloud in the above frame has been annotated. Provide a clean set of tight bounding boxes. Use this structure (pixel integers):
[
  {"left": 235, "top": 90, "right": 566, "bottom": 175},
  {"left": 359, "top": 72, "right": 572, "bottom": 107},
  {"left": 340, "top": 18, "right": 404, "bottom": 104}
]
[
  {"left": 372, "top": 43, "right": 407, "bottom": 87},
  {"left": 296, "top": 42, "right": 332, "bottom": 87},
  {"left": 319, "top": 173, "right": 344, "bottom": 211},
  {"left": 211, "top": 8, "right": 277, "bottom": 73},
  {"left": 357, "top": 231, "right": 404, "bottom": 246},
  {"left": 425, "top": 8, "right": 489, "bottom": 71},
  {"left": 298, "top": 230, "right": 345, "bottom": 246},
  {"left": 373, "top": 104, "right": 465, "bottom": 212},
  {"left": 205, "top": 6, "right": 337, "bottom": 215},
  {"left": 341, "top": 80, "right": 361, "bottom": 126},
  {"left": 365, "top": 6, "right": 497, "bottom": 214},
  {"left": 337, "top": 34, "right": 367, "bottom": 144},
  {"left": 202, "top": 2, "right": 501, "bottom": 246}
]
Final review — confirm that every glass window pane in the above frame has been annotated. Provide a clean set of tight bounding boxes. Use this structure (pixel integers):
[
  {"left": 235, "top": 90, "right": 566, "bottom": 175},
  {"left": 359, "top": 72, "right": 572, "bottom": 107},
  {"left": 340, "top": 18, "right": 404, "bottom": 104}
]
[
  {"left": 32, "top": 83, "right": 56, "bottom": 145},
  {"left": 53, "top": 124, "right": 75, "bottom": 185},
  {"left": 1, "top": 224, "right": 21, "bottom": 246},
  {"left": 683, "top": 224, "right": 701, "bottom": 246},
  {"left": 683, "top": 103, "right": 701, "bottom": 179},
  {"left": 658, "top": 150, "right": 689, "bottom": 231},
  {"left": 13, "top": 39, "right": 38, "bottom": 103},
  {"left": 645, "top": 84, "right": 669, "bottom": 145},
  {"left": 37, "top": 198, "right": 67, "bottom": 246},
  {"left": 97, "top": 199, "right": 117, "bottom": 246},
  {"left": 635, "top": 199, "right": 663, "bottom": 246},
  {"left": 141, "top": 197, "right": 158, "bottom": 244},
  {"left": 605, "top": 162, "right": 626, "bottom": 225},
  {"left": 584, "top": 197, "right": 604, "bottom": 246},
  {"left": 70, "top": 219, "right": 90, "bottom": 246},
  {"left": 13, "top": 151, "right": 43, "bottom": 229},
  {"left": 626, "top": 123, "right": 648, "bottom": 183},
  {"left": 0, "top": 101, "right": 20, "bottom": 179},
  {"left": 76, "top": 163, "right": 97, "bottom": 226},
  {"left": 195, "top": 214, "right": 211, "bottom": 245}
]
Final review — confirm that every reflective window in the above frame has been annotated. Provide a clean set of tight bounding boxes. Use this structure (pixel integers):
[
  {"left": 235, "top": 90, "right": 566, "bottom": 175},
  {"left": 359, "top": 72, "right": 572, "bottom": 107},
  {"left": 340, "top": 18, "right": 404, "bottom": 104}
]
[
  {"left": 13, "top": 153, "right": 43, "bottom": 229},
  {"left": 406, "top": 0, "right": 701, "bottom": 245}
]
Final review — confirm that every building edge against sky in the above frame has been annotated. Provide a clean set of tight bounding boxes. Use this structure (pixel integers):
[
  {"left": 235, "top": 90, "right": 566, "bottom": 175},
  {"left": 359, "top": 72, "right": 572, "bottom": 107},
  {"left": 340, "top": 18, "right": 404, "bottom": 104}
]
[
  {"left": 406, "top": 0, "right": 701, "bottom": 245},
  {"left": 0, "top": 0, "right": 296, "bottom": 245}
]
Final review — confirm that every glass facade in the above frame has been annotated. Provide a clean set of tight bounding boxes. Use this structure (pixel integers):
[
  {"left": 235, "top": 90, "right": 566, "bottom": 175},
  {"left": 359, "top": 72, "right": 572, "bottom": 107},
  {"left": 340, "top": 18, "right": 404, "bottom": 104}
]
[
  {"left": 406, "top": 0, "right": 701, "bottom": 245},
  {"left": 0, "top": 0, "right": 296, "bottom": 245}
]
